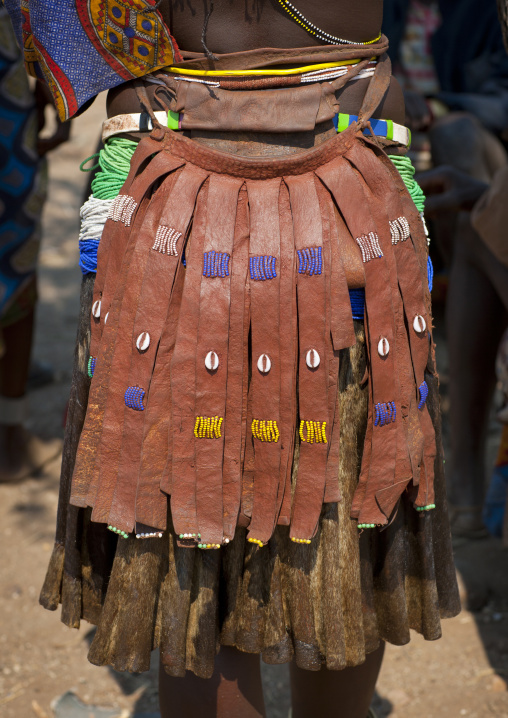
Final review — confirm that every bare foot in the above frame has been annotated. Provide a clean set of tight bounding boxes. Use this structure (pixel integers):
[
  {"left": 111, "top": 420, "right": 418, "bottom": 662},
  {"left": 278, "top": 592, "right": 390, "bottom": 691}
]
[{"left": 0, "top": 424, "right": 62, "bottom": 482}]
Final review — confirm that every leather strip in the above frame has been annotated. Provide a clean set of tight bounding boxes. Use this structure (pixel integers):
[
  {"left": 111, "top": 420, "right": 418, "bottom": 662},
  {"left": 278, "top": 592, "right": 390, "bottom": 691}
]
[
  {"left": 169, "top": 180, "right": 210, "bottom": 541},
  {"left": 135, "top": 262, "right": 186, "bottom": 530},
  {"left": 222, "top": 186, "right": 250, "bottom": 540},
  {"left": 104, "top": 163, "right": 209, "bottom": 533},
  {"left": 245, "top": 178, "right": 283, "bottom": 545},
  {"left": 172, "top": 37, "right": 389, "bottom": 73},
  {"left": 275, "top": 182, "right": 298, "bottom": 525},
  {"left": 84, "top": 171, "right": 183, "bottom": 524},
  {"left": 194, "top": 174, "right": 243, "bottom": 546},
  {"left": 316, "top": 157, "right": 401, "bottom": 526},
  {"left": 286, "top": 173, "right": 329, "bottom": 541},
  {"left": 348, "top": 142, "right": 436, "bottom": 509}
]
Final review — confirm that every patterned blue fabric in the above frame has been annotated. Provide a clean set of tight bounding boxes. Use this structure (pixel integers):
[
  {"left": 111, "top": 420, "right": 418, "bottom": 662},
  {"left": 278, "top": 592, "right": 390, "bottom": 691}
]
[{"left": 0, "top": 9, "right": 45, "bottom": 319}]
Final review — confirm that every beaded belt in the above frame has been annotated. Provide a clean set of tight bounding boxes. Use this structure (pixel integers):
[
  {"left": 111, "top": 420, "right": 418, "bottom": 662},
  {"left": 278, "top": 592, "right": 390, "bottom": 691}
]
[{"left": 102, "top": 110, "right": 411, "bottom": 148}]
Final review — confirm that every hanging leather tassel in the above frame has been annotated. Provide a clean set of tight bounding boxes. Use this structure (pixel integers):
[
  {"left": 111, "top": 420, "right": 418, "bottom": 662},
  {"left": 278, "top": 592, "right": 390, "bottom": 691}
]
[
  {"left": 315, "top": 181, "right": 357, "bottom": 503},
  {"left": 245, "top": 178, "right": 283, "bottom": 547},
  {"left": 193, "top": 174, "right": 243, "bottom": 547},
  {"left": 222, "top": 186, "right": 250, "bottom": 540},
  {"left": 275, "top": 181, "right": 298, "bottom": 526},
  {"left": 102, "top": 164, "right": 209, "bottom": 534},
  {"left": 135, "top": 263, "right": 186, "bottom": 531},
  {"left": 317, "top": 157, "right": 405, "bottom": 526},
  {"left": 348, "top": 142, "right": 436, "bottom": 510},
  {"left": 286, "top": 173, "right": 329, "bottom": 542},
  {"left": 71, "top": 153, "right": 183, "bottom": 507},
  {"left": 169, "top": 180, "right": 210, "bottom": 542}
]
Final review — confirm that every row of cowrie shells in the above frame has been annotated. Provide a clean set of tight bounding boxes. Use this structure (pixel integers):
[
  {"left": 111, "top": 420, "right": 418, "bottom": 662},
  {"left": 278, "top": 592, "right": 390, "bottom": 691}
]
[{"left": 377, "top": 315, "right": 427, "bottom": 358}]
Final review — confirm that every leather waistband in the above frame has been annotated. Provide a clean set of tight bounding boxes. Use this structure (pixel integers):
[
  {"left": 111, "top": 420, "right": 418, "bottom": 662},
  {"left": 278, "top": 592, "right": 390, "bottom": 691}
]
[
  {"left": 174, "top": 37, "right": 389, "bottom": 72},
  {"left": 151, "top": 123, "right": 358, "bottom": 180}
]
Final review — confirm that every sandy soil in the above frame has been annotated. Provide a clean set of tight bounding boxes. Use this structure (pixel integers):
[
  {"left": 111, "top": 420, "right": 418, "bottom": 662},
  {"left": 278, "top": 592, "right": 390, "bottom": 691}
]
[{"left": 1, "top": 96, "right": 508, "bottom": 718}]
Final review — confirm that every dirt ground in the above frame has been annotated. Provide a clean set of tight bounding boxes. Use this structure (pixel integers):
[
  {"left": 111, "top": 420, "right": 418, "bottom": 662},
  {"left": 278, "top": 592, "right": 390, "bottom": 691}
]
[{"left": 1, "top": 97, "right": 508, "bottom": 718}]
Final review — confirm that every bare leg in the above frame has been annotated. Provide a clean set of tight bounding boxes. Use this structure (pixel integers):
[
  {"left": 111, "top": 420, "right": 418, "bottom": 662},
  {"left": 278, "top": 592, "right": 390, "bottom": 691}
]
[
  {"left": 290, "top": 643, "right": 385, "bottom": 718},
  {"left": 446, "top": 216, "right": 508, "bottom": 532},
  {"left": 159, "top": 646, "right": 266, "bottom": 718}
]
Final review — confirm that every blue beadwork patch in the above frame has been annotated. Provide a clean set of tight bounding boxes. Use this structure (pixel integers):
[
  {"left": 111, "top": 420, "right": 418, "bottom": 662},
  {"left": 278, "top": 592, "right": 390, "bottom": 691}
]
[
  {"left": 297, "top": 246, "right": 323, "bottom": 276},
  {"left": 203, "top": 250, "right": 230, "bottom": 278},
  {"left": 418, "top": 380, "right": 429, "bottom": 410},
  {"left": 87, "top": 356, "right": 96, "bottom": 378},
  {"left": 374, "top": 401, "right": 396, "bottom": 426},
  {"left": 125, "top": 386, "right": 145, "bottom": 411},
  {"left": 427, "top": 256, "right": 434, "bottom": 293},
  {"left": 249, "top": 255, "right": 277, "bottom": 281},
  {"left": 349, "top": 288, "right": 365, "bottom": 321}
]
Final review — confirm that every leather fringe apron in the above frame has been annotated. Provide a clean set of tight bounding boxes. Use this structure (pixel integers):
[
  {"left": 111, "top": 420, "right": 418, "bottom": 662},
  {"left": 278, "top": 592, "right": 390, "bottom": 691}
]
[
  {"left": 41, "top": 51, "right": 460, "bottom": 677},
  {"left": 70, "top": 57, "right": 438, "bottom": 548}
]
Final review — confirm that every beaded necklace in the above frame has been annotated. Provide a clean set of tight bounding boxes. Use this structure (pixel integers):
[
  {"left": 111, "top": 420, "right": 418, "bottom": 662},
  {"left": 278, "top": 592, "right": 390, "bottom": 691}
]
[{"left": 276, "top": 0, "right": 381, "bottom": 45}]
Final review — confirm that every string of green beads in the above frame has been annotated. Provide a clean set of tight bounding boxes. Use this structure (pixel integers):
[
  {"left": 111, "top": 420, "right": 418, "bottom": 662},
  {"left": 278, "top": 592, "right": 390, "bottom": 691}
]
[
  {"left": 357, "top": 523, "right": 376, "bottom": 529},
  {"left": 416, "top": 504, "right": 436, "bottom": 511},
  {"left": 108, "top": 525, "right": 129, "bottom": 539}
]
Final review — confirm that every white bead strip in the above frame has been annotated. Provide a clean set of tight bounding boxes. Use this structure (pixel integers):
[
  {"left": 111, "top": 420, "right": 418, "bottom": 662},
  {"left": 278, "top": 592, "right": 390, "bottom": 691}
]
[
  {"left": 419, "top": 211, "right": 431, "bottom": 246},
  {"left": 356, "top": 232, "right": 383, "bottom": 262},
  {"left": 389, "top": 216, "right": 410, "bottom": 245},
  {"left": 136, "top": 531, "right": 164, "bottom": 539},
  {"left": 278, "top": 0, "right": 378, "bottom": 45},
  {"left": 108, "top": 194, "right": 138, "bottom": 226},
  {"left": 301, "top": 65, "right": 375, "bottom": 84},
  {"left": 152, "top": 226, "right": 182, "bottom": 255}
]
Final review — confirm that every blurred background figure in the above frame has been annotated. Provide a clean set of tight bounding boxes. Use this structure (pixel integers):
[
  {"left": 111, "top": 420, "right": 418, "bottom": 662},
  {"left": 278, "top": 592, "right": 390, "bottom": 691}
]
[
  {"left": 383, "top": 0, "right": 508, "bottom": 539},
  {"left": 0, "top": 5, "right": 69, "bottom": 482},
  {"left": 419, "top": 157, "right": 508, "bottom": 541}
]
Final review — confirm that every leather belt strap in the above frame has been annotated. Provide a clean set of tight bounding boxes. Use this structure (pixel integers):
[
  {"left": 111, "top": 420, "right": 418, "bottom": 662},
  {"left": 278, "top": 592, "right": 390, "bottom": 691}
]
[{"left": 103, "top": 110, "right": 410, "bottom": 147}]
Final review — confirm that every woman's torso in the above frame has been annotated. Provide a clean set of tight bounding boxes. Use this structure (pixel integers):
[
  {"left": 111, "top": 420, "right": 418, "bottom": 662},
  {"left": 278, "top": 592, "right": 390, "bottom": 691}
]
[{"left": 107, "top": 0, "right": 404, "bottom": 123}]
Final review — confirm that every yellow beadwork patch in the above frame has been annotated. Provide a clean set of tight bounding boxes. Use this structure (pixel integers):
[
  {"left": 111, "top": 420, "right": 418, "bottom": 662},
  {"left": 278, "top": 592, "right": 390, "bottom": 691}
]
[
  {"left": 299, "top": 420, "right": 327, "bottom": 444},
  {"left": 194, "top": 415, "right": 223, "bottom": 439},
  {"left": 251, "top": 419, "right": 280, "bottom": 443}
]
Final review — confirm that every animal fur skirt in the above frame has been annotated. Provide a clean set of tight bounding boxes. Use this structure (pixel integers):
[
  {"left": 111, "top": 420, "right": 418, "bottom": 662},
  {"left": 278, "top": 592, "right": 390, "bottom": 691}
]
[{"left": 40, "top": 123, "right": 460, "bottom": 679}]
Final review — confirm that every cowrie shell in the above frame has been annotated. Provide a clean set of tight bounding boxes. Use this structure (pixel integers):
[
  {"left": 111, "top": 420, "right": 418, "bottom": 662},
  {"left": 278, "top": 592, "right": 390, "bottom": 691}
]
[
  {"left": 205, "top": 351, "right": 219, "bottom": 371},
  {"left": 92, "top": 300, "right": 101, "bottom": 319},
  {"left": 104, "top": 312, "right": 109, "bottom": 325},
  {"left": 306, "top": 349, "right": 320, "bottom": 369},
  {"left": 136, "top": 332, "right": 151, "bottom": 352},
  {"left": 378, "top": 337, "right": 390, "bottom": 357},
  {"left": 257, "top": 354, "right": 271, "bottom": 374},
  {"left": 413, "top": 315, "right": 426, "bottom": 333}
]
